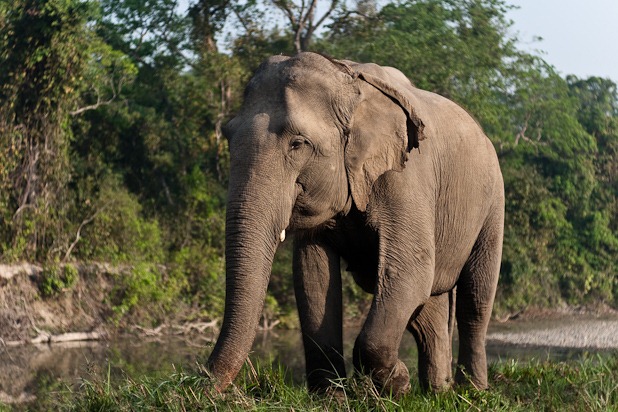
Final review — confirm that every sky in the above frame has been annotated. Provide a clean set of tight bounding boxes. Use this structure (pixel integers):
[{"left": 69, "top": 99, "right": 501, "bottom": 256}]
[
  {"left": 181, "top": 0, "right": 618, "bottom": 83},
  {"left": 507, "top": 0, "right": 618, "bottom": 82}
]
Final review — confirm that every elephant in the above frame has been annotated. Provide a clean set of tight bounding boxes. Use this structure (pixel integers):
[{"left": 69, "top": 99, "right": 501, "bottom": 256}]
[{"left": 206, "top": 52, "right": 504, "bottom": 397}]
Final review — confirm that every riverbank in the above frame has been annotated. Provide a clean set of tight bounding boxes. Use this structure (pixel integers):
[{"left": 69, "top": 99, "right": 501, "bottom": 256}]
[
  {"left": 0, "top": 263, "right": 218, "bottom": 345},
  {"left": 2, "top": 262, "right": 618, "bottom": 408},
  {"left": 2, "top": 263, "right": 618, "bottom": 349}
]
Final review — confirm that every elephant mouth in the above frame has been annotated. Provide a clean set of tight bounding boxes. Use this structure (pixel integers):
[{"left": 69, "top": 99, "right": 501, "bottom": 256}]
[
  {"left": 295, "top": 181, "right": 306, "bottom": 196},
  {"left": 287, "top": 182, "right": 342, "bottom": 232},
  {"left": 287, "top": 182, "right": 310, "bottom": 230}
]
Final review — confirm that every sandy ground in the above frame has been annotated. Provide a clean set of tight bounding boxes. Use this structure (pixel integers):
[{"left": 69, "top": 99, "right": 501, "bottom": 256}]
[{"left": 487, "top": 315, "right": 618, "bottom": 350}]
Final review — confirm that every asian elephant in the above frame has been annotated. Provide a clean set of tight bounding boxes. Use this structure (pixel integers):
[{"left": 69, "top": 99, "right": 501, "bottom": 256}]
[{"left": 207, "top": 52, "right": 504, "bottom": 397}]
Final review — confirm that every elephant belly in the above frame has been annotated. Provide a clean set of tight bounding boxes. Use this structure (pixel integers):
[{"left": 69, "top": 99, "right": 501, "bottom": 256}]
[
  {"left": 334, "top": 210, "right": 379, "bottom": 294},
  {"left": 431, "top": 256, "right": 465, "bottom": 295},
  {"left": 348, "top": 266, "right": 377, "bottom": 294},
  {"left": 432, "top": 206, "right": 490, "bottom": 295},
  {"left": 340, "top": 238, "right": 379, "bottom": 294}
]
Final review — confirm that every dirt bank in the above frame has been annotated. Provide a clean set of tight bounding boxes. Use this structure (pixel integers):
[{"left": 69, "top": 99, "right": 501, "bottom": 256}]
[{"left": 0, "top": 263, "right": 116, "bottom": 343}]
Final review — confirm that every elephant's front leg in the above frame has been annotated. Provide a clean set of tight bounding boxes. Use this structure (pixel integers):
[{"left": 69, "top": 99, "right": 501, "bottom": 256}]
[
  {"left": 353, "top": 235, "right": 434, "bottom": 397},
  {"left": 293, "top": 234, "right": 345, "bottom": 393}
]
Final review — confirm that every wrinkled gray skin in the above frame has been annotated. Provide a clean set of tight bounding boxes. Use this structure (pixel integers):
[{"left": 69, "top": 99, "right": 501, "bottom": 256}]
[{"left": 207, "top": 52, "right": 504, "bottom": 396}]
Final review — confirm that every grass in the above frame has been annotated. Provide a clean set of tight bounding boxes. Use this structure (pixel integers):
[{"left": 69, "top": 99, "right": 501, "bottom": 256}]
[{"left": 9, "top": 355, "right": 618, "bottom": 411}]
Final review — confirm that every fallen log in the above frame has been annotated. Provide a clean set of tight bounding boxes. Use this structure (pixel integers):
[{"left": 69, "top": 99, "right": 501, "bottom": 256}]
[
  {"left": 131, "top": 320, "right": 218, "bottom": 336},
  {"left": 2, "top": 331, "right": 106, "bottom": 347}
]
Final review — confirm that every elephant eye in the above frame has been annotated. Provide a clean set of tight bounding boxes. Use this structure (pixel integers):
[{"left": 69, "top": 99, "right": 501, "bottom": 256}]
[{"left": 290, "top": 138, "right": 307, "bottom": 150}]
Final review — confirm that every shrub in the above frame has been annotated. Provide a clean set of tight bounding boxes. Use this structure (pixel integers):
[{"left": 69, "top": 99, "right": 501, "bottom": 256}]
[
  {"left": 76, "top": 176, "right": 165, "bottom": 264},
  {"left": 39, "top": 263, "right": 79, "bottom": 297},
  {"left": 110, "top": 263, "right": 188, "bottom": 324}
]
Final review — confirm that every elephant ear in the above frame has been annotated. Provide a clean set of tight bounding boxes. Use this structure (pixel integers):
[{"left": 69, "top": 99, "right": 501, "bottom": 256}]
[{"left": 344, "top": 66, "right": 427, "bottom": 212}]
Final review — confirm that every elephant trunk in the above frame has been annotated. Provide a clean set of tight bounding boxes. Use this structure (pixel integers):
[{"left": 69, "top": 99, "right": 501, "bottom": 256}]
[{"left": 207, "top": 184, "right": 290, "bottom": 390}]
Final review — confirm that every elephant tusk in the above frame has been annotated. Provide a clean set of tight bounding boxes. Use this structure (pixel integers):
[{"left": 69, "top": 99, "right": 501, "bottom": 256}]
[{"left": 280, "top": 229, "right": 286, "bottom": 242}]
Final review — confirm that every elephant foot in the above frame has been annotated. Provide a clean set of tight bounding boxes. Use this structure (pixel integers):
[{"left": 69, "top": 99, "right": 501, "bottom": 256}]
[
  {"left": 427, "top": 377, "right": 453, "bottom": 393},
  {"left": 353, "top": 337, "right": 411, "bottom": 397},
  {"left": 369, "top": 359, "right": 411, "bottom": 398},
  {"left": 455, "top": 365, "right": 488, "bottom": 390},
  {"left": 323, "top": 386, "right": 346, "bottom": 404},
  {"left": 307, "top": 378, "right": 345, "bottom": 396},
  {"left": 418, "top": 360, "right": 454, "bottom": 393},
  {"left": 306, "top": 362, "right": 347, "bottom": 395},
  {"left": 373, "top": 359, "right": 410, "bottom": 398}
]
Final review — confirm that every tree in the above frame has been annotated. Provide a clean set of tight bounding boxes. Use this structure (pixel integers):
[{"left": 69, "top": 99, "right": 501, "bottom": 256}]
[
  {"left": 98, "top": 0, "right": 189, "bottom": 68},
  {"left": 567, "top": 76, "right": 618, "bottom": 303},
  {"left": 272, "top": 0, "right": 339, "bottom": 52},
  {"left": 320, "top": 0, "right": 525, "bottom": 140},
  {"left": 0, "top": 0, "right": 98, "bottom": 260},
  {"left": 188, "top": 0, "right": 232, "bottom": 53}
]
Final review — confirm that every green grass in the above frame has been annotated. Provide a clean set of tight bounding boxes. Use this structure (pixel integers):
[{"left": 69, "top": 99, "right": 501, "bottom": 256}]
[{"left": 11, "top": 355, "right": 618, "bottom": 411}]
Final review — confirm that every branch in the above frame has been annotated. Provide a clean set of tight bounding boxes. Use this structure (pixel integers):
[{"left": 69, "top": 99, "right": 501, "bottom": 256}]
[
  {"left": 514, "top": 113, "right": 546, "bottom": 147},
  {"left": 63, "top": 202, "right": 111, "bottom": 262},
  {"left": 131, "top": 320, "right": 218, "bottom": 336},
  {"left": 69, "top": 98, "right": 115, "bottom": 116},
  {"left": 158, "top": 0, "right": 178, "bottom": 46},
  {"left": 301, "top": 0, "right": 318, "bottom": 29},
  {"left": 258, "top": 318, "right": 281, "bottom": 330},
  {"left": 312, "top": 0, "right": 338, "bottom": 30},
  {"left": 301, "top": 0, "right": 339, "bottom": 51},
  {"left": 333, "top": 9, "right": 371, "bottom": 21},
  {"left": 233, "top": 8, "right": 251, "bottom": 33},
  {"left": 272, "top": 0, "right": 298, "bottom": 27},
  {"left": 12, "top": 204, "right": 34, "bottom": 219},
  {"left": 514, "top": 113, "right": 530, "bottom": 146},
  {"left": 299, "top": 0, "right": 306, "bottom": 22},
  {"left": 70, "top": 87, "right": 117, "bottom": 116}
]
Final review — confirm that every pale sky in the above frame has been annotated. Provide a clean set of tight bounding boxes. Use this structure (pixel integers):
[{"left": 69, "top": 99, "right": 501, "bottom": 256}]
[
  {"left": 180, "top": 0, "right": 618, "bottom": 83},
  {"left": 507, "top": 0, "right": 618, "bottom": 82}
]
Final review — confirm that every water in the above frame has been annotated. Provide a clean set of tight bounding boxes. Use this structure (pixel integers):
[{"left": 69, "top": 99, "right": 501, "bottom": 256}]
[{"left": 1, "top": 317, "right": 616, "bottom": 405}]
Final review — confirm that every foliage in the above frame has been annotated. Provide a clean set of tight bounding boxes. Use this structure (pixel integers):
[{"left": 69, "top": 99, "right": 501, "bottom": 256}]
[
  {"left": 168, "top": 243, "right": 226, "bottom": 319},
  {"left": 31, "top": 355, "right": 618, "bottom": 411},
  {"left": 110, "top": 262, "right": 187, "bottom": 323},
  {"left": 71, "top": 176, "right": 164, "bottom": 264},
  {"left": 38, "top": 262, "right": 79, "bottom": 297},
  {"left": 98, "top": 0, "right": 189, "bottom": 68},
  {"left": 0, "top": 0, "right": 97, "bottom": 261}
]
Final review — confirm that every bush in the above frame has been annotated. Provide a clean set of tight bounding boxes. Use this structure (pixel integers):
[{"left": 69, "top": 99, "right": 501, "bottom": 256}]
[
  {"left": 76, "top": 176, "right": 165, "bottom": 264},
  {"left": 168, "top": 244, "right": 225, "bottom": 320},
  {"left": 110, "top": 262, "right": 188, "bottom": 324},
  {"left": 39, "top": 263, "right": 79, "bottom": 297}
]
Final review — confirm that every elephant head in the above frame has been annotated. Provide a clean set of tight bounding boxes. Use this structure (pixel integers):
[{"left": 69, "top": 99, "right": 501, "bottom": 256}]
[{"left": 207, "top": 52, "right": 426, "bottom": 390}]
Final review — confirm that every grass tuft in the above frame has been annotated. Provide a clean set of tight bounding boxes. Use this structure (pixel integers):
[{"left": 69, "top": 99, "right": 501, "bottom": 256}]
[{"left": 12, "top": 354, "right": 618, "bottom": 411}]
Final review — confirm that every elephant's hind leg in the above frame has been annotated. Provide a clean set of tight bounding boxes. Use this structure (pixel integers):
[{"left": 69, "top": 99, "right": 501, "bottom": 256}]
[
  {"left": 408, "top": 291, "right": 455, "bottom": 391},
  {"left": 455, "top": 205, "right": 503, "bottom": 389}
]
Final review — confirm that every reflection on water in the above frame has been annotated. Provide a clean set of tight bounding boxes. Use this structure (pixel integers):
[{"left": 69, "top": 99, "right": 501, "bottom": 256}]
[
  {"left": 0, "top": 336, "right": 216, "bottom": 406},
  {"left": 0, "top": 319, "right": 615, "bottom": 406}
]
